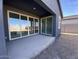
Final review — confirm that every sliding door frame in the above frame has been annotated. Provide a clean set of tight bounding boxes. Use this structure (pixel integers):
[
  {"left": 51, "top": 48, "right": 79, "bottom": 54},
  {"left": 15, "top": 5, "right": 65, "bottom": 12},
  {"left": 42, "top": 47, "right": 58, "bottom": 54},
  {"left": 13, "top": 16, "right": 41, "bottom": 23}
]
[{"left": 41, "top": 16, "right": 53, "bottom": 35}]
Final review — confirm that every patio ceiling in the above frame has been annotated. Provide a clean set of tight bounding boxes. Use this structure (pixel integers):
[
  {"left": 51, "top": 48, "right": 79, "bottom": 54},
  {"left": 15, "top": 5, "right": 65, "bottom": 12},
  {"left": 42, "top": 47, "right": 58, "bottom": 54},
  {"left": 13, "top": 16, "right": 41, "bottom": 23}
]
[{"left": 4, "top": 0, "right": 54, "bottom": 17}]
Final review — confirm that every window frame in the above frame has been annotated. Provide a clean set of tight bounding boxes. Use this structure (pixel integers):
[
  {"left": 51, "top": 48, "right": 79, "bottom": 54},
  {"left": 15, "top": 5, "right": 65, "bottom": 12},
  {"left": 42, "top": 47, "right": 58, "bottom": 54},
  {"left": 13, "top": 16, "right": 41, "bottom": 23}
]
[{"left": 7, "top": 10, "right": 39, "bottom": 40}]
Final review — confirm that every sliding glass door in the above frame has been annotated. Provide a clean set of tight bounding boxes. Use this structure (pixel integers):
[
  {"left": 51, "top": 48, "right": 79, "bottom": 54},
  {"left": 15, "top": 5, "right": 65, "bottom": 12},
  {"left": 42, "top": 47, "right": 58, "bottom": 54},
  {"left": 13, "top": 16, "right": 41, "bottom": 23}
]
[
  {"left": 41, "top": 16, "right": 52, "bottom": 35},
  {"left": 47, "top": 17, "right": 52, "bottom": 34},
  {"left": 42, "top": 19, "right": 46, "bottom": 34}
]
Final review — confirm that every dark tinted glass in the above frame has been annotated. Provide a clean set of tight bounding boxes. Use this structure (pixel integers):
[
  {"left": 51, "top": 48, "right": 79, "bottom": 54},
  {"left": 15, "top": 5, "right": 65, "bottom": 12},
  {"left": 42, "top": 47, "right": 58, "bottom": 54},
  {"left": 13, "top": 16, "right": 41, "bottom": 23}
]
[
  {"left": 21, "top": 16, "right": 27, "bottom": 20},
  {"left": 35, "top": 19, "right": 39, "bottom": 33},
  {"left": 42, "top": 19, "right": 46, "bottom": 33},
  {"left": 9, "top": 12, "right": 19, "bottom": 19},
  {"left": 47, "top": 17, "right": 52, "bottom": 34}
]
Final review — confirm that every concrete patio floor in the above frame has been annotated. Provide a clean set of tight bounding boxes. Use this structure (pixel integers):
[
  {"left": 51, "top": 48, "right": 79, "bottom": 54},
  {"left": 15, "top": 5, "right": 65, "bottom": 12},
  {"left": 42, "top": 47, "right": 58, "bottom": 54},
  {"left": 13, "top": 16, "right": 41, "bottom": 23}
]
[{"left": 7, "top": 35, "right": 55, "bottom": 59}]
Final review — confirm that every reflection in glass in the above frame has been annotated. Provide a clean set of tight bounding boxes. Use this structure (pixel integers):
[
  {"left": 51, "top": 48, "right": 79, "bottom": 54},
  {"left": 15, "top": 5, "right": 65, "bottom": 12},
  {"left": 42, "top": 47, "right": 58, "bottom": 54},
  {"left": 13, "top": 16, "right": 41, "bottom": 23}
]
[
  {"left": 20, "top": 16, "right": 28, "bottom": 36},
  {"left": 47, "top": 17, "right": 52, "bottom": 34},
  {"left": 35, "top": 19, "right": 39, "bottom": 33},
  {"left": 29, "top": 18, "right": 34, "bottom": 34},
  {"left": 9, "top": 12, "right": 40, "bottom": 39},
  {"left": 9, "top": 18, "right": 21, "bottom": 38},
  {"left": 42, "top": 19, "right": 46, "bottom": 33}
]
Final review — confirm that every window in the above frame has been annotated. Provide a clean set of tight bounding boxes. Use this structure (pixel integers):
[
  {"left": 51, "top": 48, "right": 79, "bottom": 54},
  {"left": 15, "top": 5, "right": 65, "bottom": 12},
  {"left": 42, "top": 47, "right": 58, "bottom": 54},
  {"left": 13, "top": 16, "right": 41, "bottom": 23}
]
[
  {"left": 9, "top": 13, "right": 21, "bottom": 38},
  {"left": 9, "top": 12, "right": 19, "bottom": 19},
  {"left": 35, "top": 19, "right": 39, "bottom": 33},
  {"left": 8, "top": 11, "right": 39, "bottom": 40},
  {"left": 29, "top": 18, "right": 34, "bottom": 34},
  {"left": 20, "top": 16, "right": 28, "bottom": 36}
]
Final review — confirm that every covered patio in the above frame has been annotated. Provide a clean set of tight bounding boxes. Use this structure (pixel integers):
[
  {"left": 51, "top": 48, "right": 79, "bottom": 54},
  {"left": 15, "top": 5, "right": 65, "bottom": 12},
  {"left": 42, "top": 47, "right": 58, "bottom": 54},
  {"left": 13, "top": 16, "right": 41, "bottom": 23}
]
[
  {"left": 3, "top": 0, "right": 56, "bottom": 41},
  {"left": 4, "top": 0, "right": 56, "bottom": 59},
  {"left": 0, "top": 0, "right": 62, "bottom": 59},
  {"left": 7, "top": 35, "right": 55, "bottom": 59}
]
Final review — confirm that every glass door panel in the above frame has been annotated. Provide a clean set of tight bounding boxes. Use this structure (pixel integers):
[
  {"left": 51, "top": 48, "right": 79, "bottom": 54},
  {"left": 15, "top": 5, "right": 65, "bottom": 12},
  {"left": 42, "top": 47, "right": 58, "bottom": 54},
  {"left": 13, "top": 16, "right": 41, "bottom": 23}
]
[
  {"left": 47, "top": 17, "right": 52, "bottom": 34},
  {"left": 42, "top": 19, "right": 46, "bottom": 33},
  {"left": 41, "top": 16, "right": 52, "bottom": 35}
]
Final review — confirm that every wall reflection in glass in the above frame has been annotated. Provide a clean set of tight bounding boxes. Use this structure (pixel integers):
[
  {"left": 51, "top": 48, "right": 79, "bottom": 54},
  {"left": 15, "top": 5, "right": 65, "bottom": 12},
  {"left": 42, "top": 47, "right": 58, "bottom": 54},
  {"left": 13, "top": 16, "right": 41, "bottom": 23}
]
[{"left": 29, "top": 18, "right": 34, "bottom": 34}]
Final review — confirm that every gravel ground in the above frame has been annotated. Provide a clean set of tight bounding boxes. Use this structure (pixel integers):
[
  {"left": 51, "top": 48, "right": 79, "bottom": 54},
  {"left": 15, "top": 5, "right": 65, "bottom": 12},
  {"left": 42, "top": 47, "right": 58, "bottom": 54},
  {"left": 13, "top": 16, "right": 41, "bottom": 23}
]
[{"left": 53, "top": 34, "right": 78, "bottom": 59}]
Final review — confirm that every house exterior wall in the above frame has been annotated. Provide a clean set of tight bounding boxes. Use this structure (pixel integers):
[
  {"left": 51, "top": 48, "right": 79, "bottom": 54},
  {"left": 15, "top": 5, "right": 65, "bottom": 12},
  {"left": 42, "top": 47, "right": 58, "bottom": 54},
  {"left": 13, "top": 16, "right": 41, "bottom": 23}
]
[
  {"left": 63, "top": 15, "right": 78, "bottom": 20},
  {"left": 62, "top": 15, "right": 78, "bottom": 34},
  {"left": 41, "top": 0, "right": 62, "bottom": 36},
  {"left": 0, "top": 0, "right": 8, "bottom": 59}
]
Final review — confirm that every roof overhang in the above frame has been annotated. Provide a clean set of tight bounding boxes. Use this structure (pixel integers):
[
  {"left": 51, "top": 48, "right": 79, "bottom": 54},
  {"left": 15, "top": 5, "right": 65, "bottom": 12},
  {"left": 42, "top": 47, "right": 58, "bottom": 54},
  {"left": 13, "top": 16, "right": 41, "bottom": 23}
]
[
  {"left": 4, "top": 0, "right": 55, "bottom": 17},
  {"left": 57, "top": 0, "right": 63, "bottom": 18}
]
